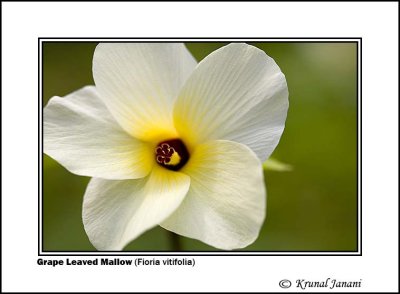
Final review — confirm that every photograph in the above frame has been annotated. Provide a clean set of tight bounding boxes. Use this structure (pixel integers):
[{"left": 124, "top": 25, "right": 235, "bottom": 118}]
[
  {"left": 3, "top": 2, "right": 399, "bottom": 293},
  {"left": 42, "top": 41, "right": 358, "bottom": 253}
]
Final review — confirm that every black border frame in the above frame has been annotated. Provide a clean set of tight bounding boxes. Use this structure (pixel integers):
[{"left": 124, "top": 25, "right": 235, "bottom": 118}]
[{"left": 38, "top": 37, "right": 362, "bottom": 256}]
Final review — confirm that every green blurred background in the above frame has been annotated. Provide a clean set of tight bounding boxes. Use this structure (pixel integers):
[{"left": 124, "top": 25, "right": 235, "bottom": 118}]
[{"left": 43, "top": 42, "right": 358, "bottom": 251}]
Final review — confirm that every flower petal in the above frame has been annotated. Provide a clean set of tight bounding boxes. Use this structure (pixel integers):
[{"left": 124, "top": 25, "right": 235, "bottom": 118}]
[
  {"left": 44, "top": 86, "right": 153, "bottom": 180},
  {"left": 83, "top": 166, "right": 190, "bottom": 250},
  {"left": 174, "top": 43, "right": 288, "bottom": 161},
  {"left": 93, "top": 43, "right": 197, "bottom": 142},
  {"left": 161, "top": 140, "right": 266, "bottom": 250}
]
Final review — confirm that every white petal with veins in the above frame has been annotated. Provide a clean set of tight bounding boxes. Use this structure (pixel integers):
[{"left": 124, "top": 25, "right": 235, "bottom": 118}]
[
  {"left": 93, "top": 43, "right": 197, "bottom": 142},
  {"left": 161, "top": 140, "right": 266, "bottom": 250},
  {"left": 174, "top": 43, "right": 288, "bottom": 161},
  {"left": 83, "top": 166, "right": 190, "bottom": 250},
  {"left": 44, "top": 86, "right": 153, "bottom": 180}
]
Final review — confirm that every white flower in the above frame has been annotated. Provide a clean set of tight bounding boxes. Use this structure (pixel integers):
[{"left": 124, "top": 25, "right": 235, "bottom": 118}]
[{"left": 44, "top": 43, "right": 288, "bottom": 250}]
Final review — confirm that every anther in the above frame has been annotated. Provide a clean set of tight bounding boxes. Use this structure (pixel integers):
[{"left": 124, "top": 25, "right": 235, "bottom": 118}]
[{"left": 155, "top": 139, "right": 189, "bottom": 171}]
